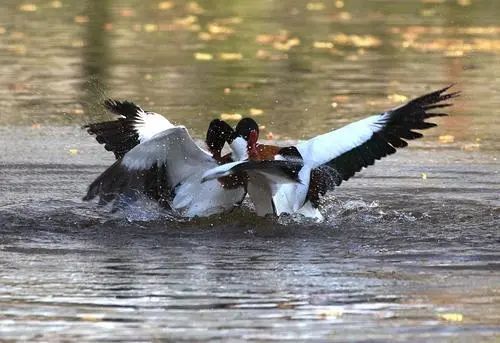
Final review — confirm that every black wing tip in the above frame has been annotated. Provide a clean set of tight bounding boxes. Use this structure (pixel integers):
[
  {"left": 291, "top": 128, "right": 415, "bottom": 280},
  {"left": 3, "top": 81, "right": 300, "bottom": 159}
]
[{"left": 103, "top": 98, "right": 143, "bottom": 117}]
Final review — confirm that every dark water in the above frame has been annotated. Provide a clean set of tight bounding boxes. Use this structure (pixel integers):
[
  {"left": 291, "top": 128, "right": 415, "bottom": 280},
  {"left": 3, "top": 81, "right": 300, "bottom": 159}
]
[{"left": 1, "top": 0, "right": 500, "bottom": 341}]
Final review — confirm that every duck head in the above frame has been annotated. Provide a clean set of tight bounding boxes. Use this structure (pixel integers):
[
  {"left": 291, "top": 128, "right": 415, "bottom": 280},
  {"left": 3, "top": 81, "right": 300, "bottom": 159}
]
[
  {"left": 206, "top": 119, "right": 235, "bottom": 160},
  {"left": 229, "top": 118, "right": 259, "bottom": 161}
]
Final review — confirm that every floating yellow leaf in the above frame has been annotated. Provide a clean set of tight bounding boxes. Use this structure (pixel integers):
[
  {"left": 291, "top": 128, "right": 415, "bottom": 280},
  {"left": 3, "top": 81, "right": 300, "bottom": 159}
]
[
  {"left": 0, "top": 27, "right": 6, "bottom": 35},
  {"left": 158, "top": 1, "right": 174, "bottom": 10},
  {"left": 331, "top": 102, "right": 338, "bottom": 108},
  {"left": 219, "top": 52, "right": 243, "bottom": 61},
  {"left": 7, "top": 44, "right": 27, "bottom": 55},
  {"left": 69, "top": 149, "right": 79, "bottom": 156},
  {"left": 78, "top": 313, "right": 104, "bottom": 321},
  {"left": 220, "top": 113, "right": 242, "bottom": 121},
  {"left": 144, "top": 24, "right": 158, "bottom": 32},
  {"left": 250, "top": 108, "right": 264, "bottom": 116},
  {"left": 208, "top": 23, "right": 234, "bottom": 35},
  {"left": 19, "top": 4, "right": 37, "bottom": 12},
  {"left": 198, "top": 32, "right": 213, "bottom": 41},
  {"left": 51, "top": 1, "right": 62, "bottom": 8},
  {"left": 186, "top": 1, "right": 204, "bottom": 14},
  {"left": 194, "top": 52, "right": 213, "bottom": 61},
  {"left": 273, "top": 38, "right": 300, "bottom": 51},
  {"left": 335, "top": 0, "right": 345, "bottom": 8},
  {"left": 307, "top": 2, "right": 325, "bottom": 11},
  {"left": 388, "top": 93, "right": 408, "bottom": 103},
  {"left": 439, "top": 134, "right": 455, "bottom": 144},
  {"left": 457, "top": 0, "right": 471, "bottom": 6},
  {"left": 421, "top": 172, "right": 428, "bottom": 180},
  {"left": 462, "top": 143, "right": 481, "bottom": 151},
  {"left": 74, "top": 16, "right": 89, "bottom": 24},
  {"left": 224, "top": 88, "right": 231, "bottom": 94},
  {"left": 331, "top": 33, "right": 381, "bottom": 48},
  {"left": 120, "top": 8, "right": 135, "bottom": 17},
  {"left": 71, "top": 40, "right": 85, "bottom": 48},
  {"left": 256, "top": 49, "right": 288, "bottom": 61},
  {"left": 439, "top": 313, "right": 463, "bottom": 322},
  {"left": 333, "top": 95, "right": 350, "bottom": 102},
  {"left": 317, "top": 309, "right": 344, "bottom": 319},
  {"left": 174, "top": 15, "right": 197, "bottom": 26},
  {"left": 313, "top": 41, "right": 334, "bottom": 49},
  {"left": 339, "top": 11, "right": 352, "bottom": 20}
]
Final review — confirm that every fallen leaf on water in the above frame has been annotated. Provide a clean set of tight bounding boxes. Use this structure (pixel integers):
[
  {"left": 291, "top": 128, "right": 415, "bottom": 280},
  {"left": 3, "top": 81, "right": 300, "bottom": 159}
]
[
  {"left": 317, "top": 308, "right": 344, "bottom": 319},
  {"left": 19, "top": 4, "right": 37, "bottom": 12},
  {"left": 78, "top": 313, "right": 105, "bottom": 321},
  {"left": 158, "top": 1, "right": 174, "bottom": 10},
  {"left": 256, "top": 49, "right": 288, "bottom": 61},
  {"left": 250, "top": 108, "right": 264, "bottom": 116},
  {"left": 331, "top": 33, "right": 381, "bottom": 48},
  {"left": 439, "top": 134, "right": 455, "bottom": 143},
  {"left": 74, "top": 16, "right": 89, "bottom": 24},
  {"left": 186, "top": 1, "right": 204, "bottom": 14},
  {"left": 120, "top": 8, "right": 135, "bottom": 17},
  {"left": 219, "top": 52, "right": 243, "bottom": 61},
  {"left": 7, "top": 44, "right": 27, "bottom": 55},
  {"left": 457, "top": 0, "right": 471, "bottom": 6},
  {"left": 144, "top": 24, "right": 158, "bottom": 32},
  {"left": 332, "top": 95, "right": 350, "bottom": 102},
  {"left": 208, "top": 23, "right": 234, "bottom": 35},
  {"left": 461, "top": 143, "right": 481, "bottom": 151},
  {"left": 69, "top": 149, "right": 79, "bottom": 156},
  {"left": 220, "top": 113, "right": 242, "bottom": 121},
  {"left": 307, "top": 2, "right": 325, "bottom": 11},
  {"left": 51, "top": 1, "right": 62, "bottom": 8},
  {"left": 421, "top": 172, "right": 428, "bottom": 180},
  {"left": 335, "top": 0, "right": 345, "bottom": 8},
  {"left": 194, "top": 52, "right": 213, "bottom": 61},
  {"left": 223, "top": 88, "right": 231, "bottom": 94},
  {"left": 439, "top": 313, "right": 463, "bottom": 322},
  {"left": 273, "top": 37, "right": 300, "bottom": 51},
  {"left": 313, "top": 41, "right": 334, "bottom": 49},
  {"left": 338, "top": 11, "right": 352, "bottom": 20},
  {"left": 234, "top": 82, "right": 253, "bottom": 89},
  {"left": 0, "top": 27, "right": 5, "bottom": 35},
  {"left": 388, "top": 93, "right": 408, "bottom": 102}
]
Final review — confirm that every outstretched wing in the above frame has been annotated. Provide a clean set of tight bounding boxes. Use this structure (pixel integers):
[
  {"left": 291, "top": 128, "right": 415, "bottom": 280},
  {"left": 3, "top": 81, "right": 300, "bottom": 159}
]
[
  {"left": 84, "top": 126, "right": 245, "bottom": 217},
  {"left": 84, "top": 100, "right": 174, "bottom": 159},
  {"left": 297, "top": 85, "right": 459, "bottom": 190}
]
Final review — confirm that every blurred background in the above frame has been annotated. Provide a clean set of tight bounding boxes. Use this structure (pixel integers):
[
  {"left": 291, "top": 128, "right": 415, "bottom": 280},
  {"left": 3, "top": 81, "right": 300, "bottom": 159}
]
[{"left": 0, "top": 0, "right": 499, "bottom": 149}]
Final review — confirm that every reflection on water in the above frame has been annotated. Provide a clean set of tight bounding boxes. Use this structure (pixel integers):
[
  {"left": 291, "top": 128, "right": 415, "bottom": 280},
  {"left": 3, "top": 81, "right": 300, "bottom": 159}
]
[{"left": 0, "top": 0, "right": 499, "bottom": 341}]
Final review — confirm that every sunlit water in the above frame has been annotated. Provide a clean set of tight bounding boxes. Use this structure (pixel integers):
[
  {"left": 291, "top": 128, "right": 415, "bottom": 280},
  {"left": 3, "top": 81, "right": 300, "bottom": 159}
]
[{"left": 1, "top": 0, "right": 499, "bottom": 341}]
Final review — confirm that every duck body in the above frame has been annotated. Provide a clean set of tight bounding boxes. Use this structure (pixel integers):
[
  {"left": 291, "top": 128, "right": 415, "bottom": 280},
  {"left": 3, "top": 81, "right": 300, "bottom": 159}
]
[
  {"left": 84, "top": 101, "right": 246, "bottom": 218},
  {"left": 202, "top": 86, "right": 460, "bottom": 221}
]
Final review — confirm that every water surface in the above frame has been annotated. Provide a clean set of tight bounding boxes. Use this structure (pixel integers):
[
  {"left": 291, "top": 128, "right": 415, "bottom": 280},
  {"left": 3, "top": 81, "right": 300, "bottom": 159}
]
[{"left": 0, "top": 0, "right": 499, "bottom": 341}]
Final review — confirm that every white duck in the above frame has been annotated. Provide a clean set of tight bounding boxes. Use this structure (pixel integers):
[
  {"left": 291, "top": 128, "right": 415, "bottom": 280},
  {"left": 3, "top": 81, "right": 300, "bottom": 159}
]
[
  {"left": 83, "top": 100, "right": 246, "bottom": 218},
  {"left": 202, "top": 86, "right": 460, "bottom": 221}
]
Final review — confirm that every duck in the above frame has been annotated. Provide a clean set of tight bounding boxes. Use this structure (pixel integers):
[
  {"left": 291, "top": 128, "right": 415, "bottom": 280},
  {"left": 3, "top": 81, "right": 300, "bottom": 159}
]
[
  {"left": 83, "top": 100, "right": 246, "bottom": 218},
  {"left": 201, "top": 86, "right": 460, "bottom": 220}
]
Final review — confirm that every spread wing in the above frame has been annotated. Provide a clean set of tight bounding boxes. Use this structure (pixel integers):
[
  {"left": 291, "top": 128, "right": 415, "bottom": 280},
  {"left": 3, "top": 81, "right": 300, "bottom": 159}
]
[
  {"left": 296, "top": 85, "right": 459, "bottom": 193},
  {"left": 84, "top": 100, "right": 174, "bottom": 159},
  {"left": 84, "top": 126, "right": 245, "bottom": 216}
]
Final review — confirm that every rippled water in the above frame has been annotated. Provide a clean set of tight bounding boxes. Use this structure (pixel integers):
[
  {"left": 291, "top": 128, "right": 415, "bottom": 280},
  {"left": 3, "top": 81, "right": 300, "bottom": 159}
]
[{"left": 1, "top": 0, "right": 500, "bottom": 341}]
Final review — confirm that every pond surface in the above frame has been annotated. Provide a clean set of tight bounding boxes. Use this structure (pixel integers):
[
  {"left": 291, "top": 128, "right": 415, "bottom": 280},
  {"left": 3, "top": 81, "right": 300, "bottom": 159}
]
[{"left": 0, "top": 0, "right": 499, "bottom": 341}]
